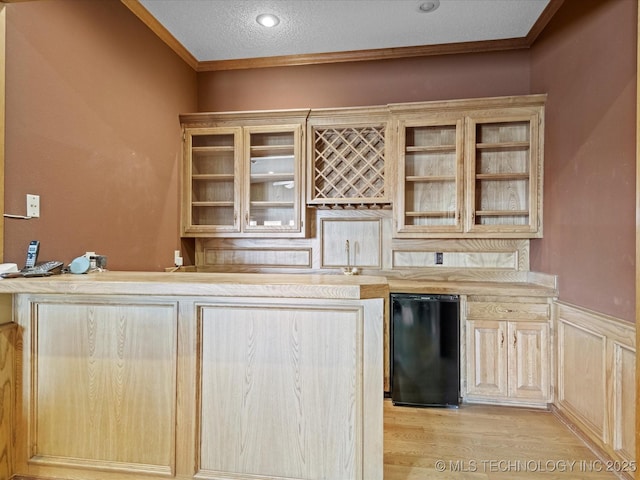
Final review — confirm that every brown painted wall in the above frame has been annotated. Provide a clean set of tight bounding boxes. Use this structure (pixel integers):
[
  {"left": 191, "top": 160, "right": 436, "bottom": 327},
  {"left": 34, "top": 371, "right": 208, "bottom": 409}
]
[
  {"left": 4, "top": 0, "right": 197, "bottom": 271},
  {"left": 198, "top": 50, "right": 531, "bottom": 111},
  {"left": 530, "top": 0, "right": 636, "bottom": 322}
]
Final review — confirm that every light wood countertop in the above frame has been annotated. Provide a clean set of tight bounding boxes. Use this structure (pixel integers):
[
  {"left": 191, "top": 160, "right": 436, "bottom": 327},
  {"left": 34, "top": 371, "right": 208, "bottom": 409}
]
[
  {"left": 388, "top": 279, "right": 558, "bottom": 297},
  {"left": 0, "top": 271, "right": 390, "bottom": 299},
  {"left": 0, "top": 271, "right": 557, "bottom": 299}
]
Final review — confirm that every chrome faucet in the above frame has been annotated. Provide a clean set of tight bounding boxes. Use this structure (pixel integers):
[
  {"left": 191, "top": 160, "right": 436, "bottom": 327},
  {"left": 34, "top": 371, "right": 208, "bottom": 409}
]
[{"left": 342, "top": 239, "right": 358, "bottom": 275}]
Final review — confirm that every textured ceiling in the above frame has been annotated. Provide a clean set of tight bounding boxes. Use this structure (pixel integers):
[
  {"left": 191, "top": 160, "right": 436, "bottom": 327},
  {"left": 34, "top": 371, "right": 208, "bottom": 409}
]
[{"left": 137, "top": 0, "right": 552, "bottom": 63}]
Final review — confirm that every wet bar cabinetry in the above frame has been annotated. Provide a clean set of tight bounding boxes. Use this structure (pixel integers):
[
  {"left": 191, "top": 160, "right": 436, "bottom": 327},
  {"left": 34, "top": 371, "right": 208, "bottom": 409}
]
[
  {"left": 180, "top": 95, "right": 544, "bottom": 250},
  {"left": 306, "top": 106, "right": 391, "bottom": 207},
  {"left": 1, "top": 272, "right": 386, "bottom": 480},
  {"left": 389, "top": 279, "right": 557, "bottom": 406},
  {"left": 391, "top": 95, "right": 545, "bottom": 238},
  {"left": 181, "top": 110, "right": 309, "bottom": 237},
  {"left": 463, "top": 295, "right": 552, "bottom": 407},
  {"left": 393, "top": 114, "right": 465, "bottom": 234}
]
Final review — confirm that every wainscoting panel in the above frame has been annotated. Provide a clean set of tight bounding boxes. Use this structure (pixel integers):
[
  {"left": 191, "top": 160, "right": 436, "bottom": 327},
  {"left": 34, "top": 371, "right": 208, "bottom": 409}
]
[
  {"left": 612, "top": 343, "right": 635, "bottom": 462},
  {"left": 0, "top": 323, "right": 15, "bottom": 480},
  {"left": 557, "top": 319, "right": 606, "bottom": 438},
  {"left": 555, "top": 302, "right": 635, "bottom": 474}
]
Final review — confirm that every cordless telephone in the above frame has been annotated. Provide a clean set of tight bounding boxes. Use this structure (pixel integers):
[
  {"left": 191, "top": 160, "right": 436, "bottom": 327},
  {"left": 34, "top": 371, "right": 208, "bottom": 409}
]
[{"left": 25, "top": 240, "right": 40, "bottom": 269}]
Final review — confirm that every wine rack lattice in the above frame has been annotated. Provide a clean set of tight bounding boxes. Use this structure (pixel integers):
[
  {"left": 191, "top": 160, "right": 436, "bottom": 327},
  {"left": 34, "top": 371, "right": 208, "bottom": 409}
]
[{"left": 311, "top": 126, "right": 386, "bottom": 204}]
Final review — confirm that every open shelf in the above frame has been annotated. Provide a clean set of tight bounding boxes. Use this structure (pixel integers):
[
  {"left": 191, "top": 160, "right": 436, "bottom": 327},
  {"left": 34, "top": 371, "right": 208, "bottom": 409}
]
[
  {"left": 192, "top": 174, "right": 235, "bottom": 181},
  {"left": 406, "top": 175, "right": 457, "bottom": 182},
  {"left": 476, "top": 141, "right": 530, "bottom": 150},
  {"left": 406, "top": 145, "right": 456, "bottom": 153},
  {"left": 405, "top": 211, "right": 457, "bottom": 217},
  {"left": 475, "top": 210, "right": 530, "bottom": 217},
  {"left": 250, "top": 173, "right": 294, "bottom": 183},
  {"left": 475, "top": 173, "right": 530, "bottom": 180},
  {"left": 250, "top": 147, "right": 295, "bottom": 157},
  {"left": 193, "top": 145, "right": 235, "bottom": 153},
  {"left": 249, "top": 201, "right": 295, "bottom": 208},
  {"left": 192, "top": 201, "right": 235, "bottom": 207}
]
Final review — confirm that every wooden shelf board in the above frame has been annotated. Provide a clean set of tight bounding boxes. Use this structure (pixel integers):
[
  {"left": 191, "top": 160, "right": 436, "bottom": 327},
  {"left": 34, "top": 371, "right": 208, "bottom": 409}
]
[
  {"left": 192, "top": 145, "right": 235, "bottom": 152},
  {"left": 249, "top": 201, "right": 295, "bottom": 208},
  {"left": 475, "top": 210, "right": 529, "bottom": 216},
  {"left": 192, "top": 174, "right": 235, "bottom": 181},
  {"left": 475, "top": 173, "right": 530, "bottom": 180},
  {"left": 192, "top": 201, "right": 234, "bottom": 207},
  {"left": 406, "top": 175, "right": 456, "bottom": 182},
  {"left": 250, "top": 173, "right": 294, "bottom": 183},
  {"left": 250, "top": 146, "right": 295, "bottom": 153},
  {"left": 406, "top": 145, "right": 456, "bottom": 153},
  {"left": 476, "top": 141, "right": 530, "bottom": 150},
  {"left": 405, "top": 211, "right": 457, "bottom": 218}
]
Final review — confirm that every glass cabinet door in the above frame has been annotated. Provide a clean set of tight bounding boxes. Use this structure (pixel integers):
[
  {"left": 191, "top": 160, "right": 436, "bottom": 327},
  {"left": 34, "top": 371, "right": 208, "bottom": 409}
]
[
  {"left": 396, "top": 118, "right": 464, "bottom": 235},
  {"left": 466, "top": 114, "right": 539, "bottom": 234},
  {"left": 243, "top": 126, "right": 302, "bottom": 233},
  {"left": 184, "top": 128, "right": 241, "bottom": 234}
]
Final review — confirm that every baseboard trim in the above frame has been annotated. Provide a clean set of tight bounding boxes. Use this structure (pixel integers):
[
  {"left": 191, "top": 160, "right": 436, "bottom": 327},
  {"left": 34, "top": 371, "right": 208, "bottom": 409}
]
[{"left": 551, "top": 405, "right": 633, "bottom": 480}]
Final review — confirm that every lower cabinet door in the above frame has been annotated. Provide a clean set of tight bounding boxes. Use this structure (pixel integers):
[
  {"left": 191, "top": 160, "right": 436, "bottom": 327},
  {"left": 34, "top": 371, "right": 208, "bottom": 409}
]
[
  {"left": 196, "top": 300, "right": 383, "bottom": 480},
  {"left": 466, "top": 320, "right": 508, "bottom": 398},
  {"left": 507, "top": 321, "right": 550, "bottom": 402},
  {"left": 25, "top": 299, "right": 179, "bottom": 475},
  {"left": 466, "top": 319, "right": 550, "bottom": 405}
]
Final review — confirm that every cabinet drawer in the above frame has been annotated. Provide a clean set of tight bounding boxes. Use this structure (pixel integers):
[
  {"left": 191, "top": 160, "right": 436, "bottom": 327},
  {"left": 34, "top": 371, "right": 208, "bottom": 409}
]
[{"left": 466, "top": 302, "right": 550, "bottom": 321}]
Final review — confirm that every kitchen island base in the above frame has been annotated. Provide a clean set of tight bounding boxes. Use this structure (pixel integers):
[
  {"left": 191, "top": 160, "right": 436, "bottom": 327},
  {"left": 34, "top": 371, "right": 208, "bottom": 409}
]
[{"left": 2, "top": 273, "right": 386, "bottom": 480}]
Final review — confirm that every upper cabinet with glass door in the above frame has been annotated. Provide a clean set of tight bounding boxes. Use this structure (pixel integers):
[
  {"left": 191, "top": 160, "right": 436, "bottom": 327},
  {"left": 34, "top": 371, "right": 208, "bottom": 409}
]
[
  {"left": 182, "top": 127, "right": 241, "bottom": 235},
  {"left": 395, "top": 116, "right": 464, "bottom": 235},
  {"left": 466, "top": 109, "right": 542, "bottom": 236},
  {"left": 180, "top": 110, "right": 309, "bottom": 237},
  {"left": 391, "top": 95, "right": 545, "bottom": 238},
  {"left": 244, "top": 126, "right": 304, "bottom": 235}
]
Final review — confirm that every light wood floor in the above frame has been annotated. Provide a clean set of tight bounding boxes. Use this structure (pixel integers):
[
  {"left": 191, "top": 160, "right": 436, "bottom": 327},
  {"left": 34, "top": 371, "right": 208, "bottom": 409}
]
[{"left": 383, "top": 400, "right": 621, "bottom": 480}]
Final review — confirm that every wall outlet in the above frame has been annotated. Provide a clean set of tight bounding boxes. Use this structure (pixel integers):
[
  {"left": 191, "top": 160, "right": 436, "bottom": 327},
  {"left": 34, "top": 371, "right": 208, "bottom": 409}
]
[
  {"left": 174, "top": 250, "right": 183, "bottom": 267},
  {"left": 435, "top": 252, "right": 444, "bottom": 265},
  {"left": 26, "top": 194, "right": 40, "bottom": 218}
]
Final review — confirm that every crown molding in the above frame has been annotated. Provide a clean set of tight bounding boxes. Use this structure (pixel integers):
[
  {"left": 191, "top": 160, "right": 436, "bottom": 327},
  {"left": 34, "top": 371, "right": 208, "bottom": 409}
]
[
  {"left": 120, "top": 0, "right": 198, "bottom": 70},
  {"left": 121, "top": 0, "right": 565, "bottom": 72}
]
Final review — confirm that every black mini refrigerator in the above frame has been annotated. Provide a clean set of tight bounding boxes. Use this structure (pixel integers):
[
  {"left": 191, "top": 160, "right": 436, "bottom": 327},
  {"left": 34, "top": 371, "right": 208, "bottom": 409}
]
[{"left": 390, "top": 293, "right": 460, "bottom": 407}]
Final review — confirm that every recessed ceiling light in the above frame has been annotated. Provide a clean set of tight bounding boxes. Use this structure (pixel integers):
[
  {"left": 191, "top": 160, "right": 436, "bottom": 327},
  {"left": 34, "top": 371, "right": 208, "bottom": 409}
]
[
  {"left": 419, "top": 0, "right": 440, "bottom": 13},
  {"left": 256, "top": 13, "right": 280, "bottom": 27}
]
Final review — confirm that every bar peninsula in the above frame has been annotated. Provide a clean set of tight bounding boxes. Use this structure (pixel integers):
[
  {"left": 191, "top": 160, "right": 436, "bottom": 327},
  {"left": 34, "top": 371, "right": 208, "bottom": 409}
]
[{"left": 0, "top": 272, "right": 387, "bottom": 480}]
